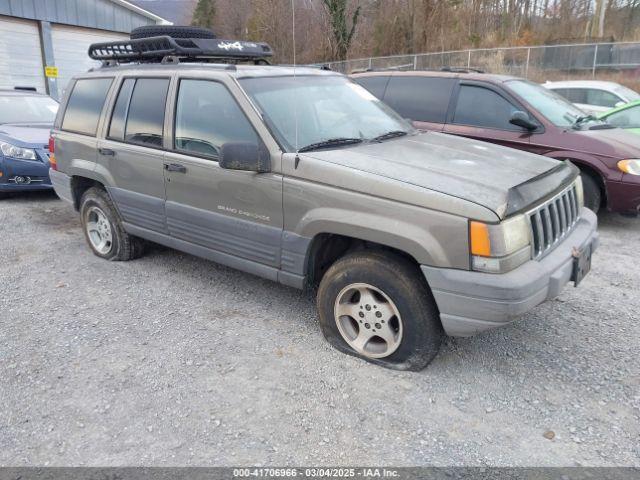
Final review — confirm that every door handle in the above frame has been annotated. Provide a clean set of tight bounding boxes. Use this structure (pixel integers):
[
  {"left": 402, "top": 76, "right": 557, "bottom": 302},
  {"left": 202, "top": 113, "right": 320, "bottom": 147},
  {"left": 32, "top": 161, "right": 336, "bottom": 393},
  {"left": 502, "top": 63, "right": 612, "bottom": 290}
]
[
  {"left": 164, "top": 163, "right": 187, "bottom": 173},
  {"left": 98, "top": 148, "right": 115, "bottom": 156}
]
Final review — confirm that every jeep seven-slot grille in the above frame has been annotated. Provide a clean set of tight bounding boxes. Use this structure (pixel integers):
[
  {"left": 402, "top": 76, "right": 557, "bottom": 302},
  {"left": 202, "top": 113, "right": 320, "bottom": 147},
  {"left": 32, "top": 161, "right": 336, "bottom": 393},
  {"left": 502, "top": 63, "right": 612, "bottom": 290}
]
[{"left": 528, "top": 183, "right": 580, "bottom": 259}]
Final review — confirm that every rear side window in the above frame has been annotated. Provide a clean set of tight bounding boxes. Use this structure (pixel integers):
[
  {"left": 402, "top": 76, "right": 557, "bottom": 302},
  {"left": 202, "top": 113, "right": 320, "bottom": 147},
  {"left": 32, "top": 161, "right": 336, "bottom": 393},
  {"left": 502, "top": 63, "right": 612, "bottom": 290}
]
[
  {"left": 383, "top": 76, "right": 455, "bottom": 123},
  {"left": 124, "top": 78, "right": 170, "bottom": 148},
  {"left": 353, "top": 76, "right": 389, "bottom": 99},
  {"left": 108, "top": 78, "right": 135, "bottom": 141},
  {"left": 62, "top": 78, "right": 113, "bottom": 135},
  {"left": 452, "top": 85, "right": 519, "bottom": 130},
  {"left": 174, "top": 79, "right": 257, "bottom": 159}
]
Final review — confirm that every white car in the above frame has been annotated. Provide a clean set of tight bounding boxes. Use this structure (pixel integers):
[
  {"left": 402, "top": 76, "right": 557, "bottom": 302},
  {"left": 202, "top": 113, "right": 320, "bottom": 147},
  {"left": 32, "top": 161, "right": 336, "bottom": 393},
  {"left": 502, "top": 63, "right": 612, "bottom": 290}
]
[{"left": 543, "top": 80, "right": 640, "bottom": 115}]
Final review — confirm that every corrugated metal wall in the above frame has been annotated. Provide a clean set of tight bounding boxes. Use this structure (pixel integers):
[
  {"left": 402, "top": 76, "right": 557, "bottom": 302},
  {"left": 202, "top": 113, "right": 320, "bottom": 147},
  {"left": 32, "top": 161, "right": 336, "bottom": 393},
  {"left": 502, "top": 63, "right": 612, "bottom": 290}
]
[{"left": 0, "top": 0, "right": 159, "bottom": 33}]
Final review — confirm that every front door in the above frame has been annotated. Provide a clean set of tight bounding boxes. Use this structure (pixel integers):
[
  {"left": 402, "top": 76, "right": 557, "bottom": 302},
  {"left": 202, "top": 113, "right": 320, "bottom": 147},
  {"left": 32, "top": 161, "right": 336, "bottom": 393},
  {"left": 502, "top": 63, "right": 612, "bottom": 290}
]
[
  {"left": 163, "top": 78, "right": 284, "bottom": 269},
  {"left": 443, "top": 82, "right": 533, "bottom": 151}
]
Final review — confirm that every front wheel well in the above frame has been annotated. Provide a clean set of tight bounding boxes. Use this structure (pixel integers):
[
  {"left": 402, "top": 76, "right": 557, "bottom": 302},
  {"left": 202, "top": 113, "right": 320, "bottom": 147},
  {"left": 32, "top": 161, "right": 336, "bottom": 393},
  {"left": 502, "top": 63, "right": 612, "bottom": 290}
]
[
  {"left": 305, "top": 233, "right": 419, "bottom": 289},
  {"left": 564, "top": 160, "right": 607, "bottom": 208},
  {"left": 70, "top": 176, "right": 105, "bottom": 210}
]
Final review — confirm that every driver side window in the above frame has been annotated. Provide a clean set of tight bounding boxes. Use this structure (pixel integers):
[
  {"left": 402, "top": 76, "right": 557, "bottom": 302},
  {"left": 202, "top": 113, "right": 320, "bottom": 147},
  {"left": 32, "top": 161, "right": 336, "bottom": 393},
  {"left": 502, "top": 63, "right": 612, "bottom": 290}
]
[{"left": 174, "top": 79, "right": 258, "bottom": 159}]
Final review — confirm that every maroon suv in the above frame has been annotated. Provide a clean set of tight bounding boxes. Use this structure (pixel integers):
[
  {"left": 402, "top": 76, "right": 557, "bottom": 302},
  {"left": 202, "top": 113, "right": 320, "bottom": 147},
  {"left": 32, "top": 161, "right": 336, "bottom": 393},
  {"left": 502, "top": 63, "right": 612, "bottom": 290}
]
[{"left": 352, "top": 70, "right": 640, "bottom": 214}]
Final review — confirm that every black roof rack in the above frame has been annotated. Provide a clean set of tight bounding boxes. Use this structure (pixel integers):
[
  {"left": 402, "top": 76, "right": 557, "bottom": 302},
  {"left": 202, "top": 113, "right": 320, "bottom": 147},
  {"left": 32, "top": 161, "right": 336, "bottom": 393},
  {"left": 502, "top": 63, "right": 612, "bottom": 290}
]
[{"left": 89, "top": 35, "right": 273, "bottom": 66}]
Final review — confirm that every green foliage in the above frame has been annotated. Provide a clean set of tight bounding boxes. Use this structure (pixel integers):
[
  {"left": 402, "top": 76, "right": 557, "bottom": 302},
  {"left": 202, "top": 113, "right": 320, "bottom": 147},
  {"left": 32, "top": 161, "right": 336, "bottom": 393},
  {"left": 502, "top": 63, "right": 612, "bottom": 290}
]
[
  {"left": 322, "top": 0, "right": 361, "bottom": 61},
  {"left": 191, "top": 0, "right": 216, "bottom": 29}
]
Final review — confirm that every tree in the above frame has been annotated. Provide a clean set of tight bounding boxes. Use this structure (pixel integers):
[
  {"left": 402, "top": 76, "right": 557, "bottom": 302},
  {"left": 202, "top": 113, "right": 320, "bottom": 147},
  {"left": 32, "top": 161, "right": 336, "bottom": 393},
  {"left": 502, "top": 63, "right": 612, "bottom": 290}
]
[
  {"left": 322, "top": 0, "right": 361, "bottom": 61},
  {"left": 191, "top": 0, "right": 216, "bottom": 29}
]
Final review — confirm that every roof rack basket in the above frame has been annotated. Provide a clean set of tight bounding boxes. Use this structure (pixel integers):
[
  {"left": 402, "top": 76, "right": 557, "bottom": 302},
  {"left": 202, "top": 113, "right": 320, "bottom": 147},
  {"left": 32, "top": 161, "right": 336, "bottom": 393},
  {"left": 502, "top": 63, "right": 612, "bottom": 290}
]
[{"left": 89, "top": 36, "right": 273, "bottom": 65}]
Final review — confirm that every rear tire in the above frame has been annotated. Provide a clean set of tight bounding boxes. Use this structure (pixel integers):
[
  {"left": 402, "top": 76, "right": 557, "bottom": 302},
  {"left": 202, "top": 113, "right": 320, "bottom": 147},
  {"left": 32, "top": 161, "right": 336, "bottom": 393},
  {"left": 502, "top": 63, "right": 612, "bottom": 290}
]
[
  {"left": 79, "top": 187, "right": 145, "bottom": 261},
  {"left": 317, "top": 250, "right": 443, "bottom": 371},
  {"left": 130, "top": 25, "right": 216, "bottom": 40},
  {"left": 581, "top": 173, "right": 601, "bottom": 213}
]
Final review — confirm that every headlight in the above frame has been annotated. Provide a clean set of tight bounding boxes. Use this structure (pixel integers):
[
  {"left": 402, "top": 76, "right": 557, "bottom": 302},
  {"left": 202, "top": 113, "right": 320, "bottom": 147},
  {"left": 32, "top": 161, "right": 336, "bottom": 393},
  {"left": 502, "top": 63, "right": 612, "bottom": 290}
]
[
  {"left": 469, "top": 214, "right": 531, "bottom": 273},
  {"left": 0, "top": 141, "right": 37, "bottom": 160},
  {"left": 618, "top": 159, "right": 640, "bottom": 175}
]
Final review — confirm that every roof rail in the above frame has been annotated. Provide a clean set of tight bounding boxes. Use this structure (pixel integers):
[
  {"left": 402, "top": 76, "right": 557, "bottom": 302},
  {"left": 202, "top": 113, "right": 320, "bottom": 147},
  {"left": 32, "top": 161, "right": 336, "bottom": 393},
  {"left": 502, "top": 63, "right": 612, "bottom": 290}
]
[
  {"left": 89, "top": 35, "right": 273, "bottom": 66},
  {"left": 440, "top": 66, "right": 485, "bottom": 73}
]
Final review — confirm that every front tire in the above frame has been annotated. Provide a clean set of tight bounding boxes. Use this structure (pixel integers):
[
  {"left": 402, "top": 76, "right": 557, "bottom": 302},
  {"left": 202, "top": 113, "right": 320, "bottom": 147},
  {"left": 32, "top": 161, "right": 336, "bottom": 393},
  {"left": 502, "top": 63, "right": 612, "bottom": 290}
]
[
  {"left": 317, "top": 250, "right": 443, "bottom": 371},
  {"left": 79, "top": 187, "right": 145, "bottom": 261},
  {"left": 581, "top": 173, "right": 601, "bottom": 213}
]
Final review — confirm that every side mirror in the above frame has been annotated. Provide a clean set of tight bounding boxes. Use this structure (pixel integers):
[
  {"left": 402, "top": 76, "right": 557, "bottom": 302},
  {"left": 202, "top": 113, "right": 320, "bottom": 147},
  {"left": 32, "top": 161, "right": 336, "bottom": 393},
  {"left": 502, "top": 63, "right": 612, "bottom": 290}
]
[
  {"left": 219, "top": 142, "right": 271, "bottom": 173},
  {"left": 509, "top": 110, "right": 538, "bottom": 131},
  {"left": 615, "top": 101, "right": 626, "bottom": 108}
]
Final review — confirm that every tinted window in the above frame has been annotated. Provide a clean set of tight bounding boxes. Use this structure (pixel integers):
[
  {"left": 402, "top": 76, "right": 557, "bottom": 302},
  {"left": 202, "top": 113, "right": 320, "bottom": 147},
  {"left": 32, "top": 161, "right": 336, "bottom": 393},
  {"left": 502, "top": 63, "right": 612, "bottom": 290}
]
[
  {"left": 353, "top": 76, "right": 389, "bottom": 99},
  {"left": 62, "top": 78, "right": 113, "bottom": 135},
  {"left": 384, "top": 77, "right": 455, "bottom": 123},
  {"left": 175, "top": 80, "right": 258, "bottom": 159},
  {"left": 453, "top": 85, "right": 519, "bottom": 130},
  {"left": 124, "top": 78, "right": 170, "bottom": 147},
  {"left": 108, "top": 78, "right": 135, "bottom": 141}
]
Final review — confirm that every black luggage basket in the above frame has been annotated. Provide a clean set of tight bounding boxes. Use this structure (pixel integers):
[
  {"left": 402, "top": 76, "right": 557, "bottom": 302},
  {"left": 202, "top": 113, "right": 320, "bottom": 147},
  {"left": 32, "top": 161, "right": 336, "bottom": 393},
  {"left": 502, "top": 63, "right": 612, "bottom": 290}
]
[{"left": 88, "top": 35, "right": 273, "bottom": 65}]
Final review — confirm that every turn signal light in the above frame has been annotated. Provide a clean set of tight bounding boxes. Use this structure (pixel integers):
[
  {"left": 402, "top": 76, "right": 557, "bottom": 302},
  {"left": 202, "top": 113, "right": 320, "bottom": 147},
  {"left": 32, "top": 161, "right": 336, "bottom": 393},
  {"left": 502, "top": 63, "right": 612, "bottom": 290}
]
[{"left": 470, "top": 221, "right": 491, "bottom": 257}]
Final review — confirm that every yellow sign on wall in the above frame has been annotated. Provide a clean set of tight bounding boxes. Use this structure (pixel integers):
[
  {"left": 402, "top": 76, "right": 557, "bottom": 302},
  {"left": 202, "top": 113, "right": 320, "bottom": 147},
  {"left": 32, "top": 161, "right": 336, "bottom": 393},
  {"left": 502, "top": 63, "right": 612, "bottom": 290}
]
[{"left": 44, "top": 66, "right": 58, "bottom": 78}]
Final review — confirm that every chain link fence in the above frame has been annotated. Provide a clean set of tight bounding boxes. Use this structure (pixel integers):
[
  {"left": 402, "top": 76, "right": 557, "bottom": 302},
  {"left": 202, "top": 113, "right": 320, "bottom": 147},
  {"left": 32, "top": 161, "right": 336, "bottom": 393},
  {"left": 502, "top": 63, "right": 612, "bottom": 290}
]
[{"left": 320, "top": 42, "right": 640, "bottom": 88}]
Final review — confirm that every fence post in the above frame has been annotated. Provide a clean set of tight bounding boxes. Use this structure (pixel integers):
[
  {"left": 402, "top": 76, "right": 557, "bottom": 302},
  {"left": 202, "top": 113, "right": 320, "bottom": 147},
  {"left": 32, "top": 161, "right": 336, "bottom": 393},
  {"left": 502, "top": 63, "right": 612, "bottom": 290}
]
[
  {"left": 592, "top": 44, "right": 598, "bottom": 78},
  {"left": 413, "top": 55, "right": 418, "bottom": 70},
  {"left": 368, "top": 57, "right": 372, "bottom": 69},
  {"left": 525, "top": 47, "right": 530, "bottom": 78},
  {"left": 467, "top": 50, "right": 471, "bottom": 68}
]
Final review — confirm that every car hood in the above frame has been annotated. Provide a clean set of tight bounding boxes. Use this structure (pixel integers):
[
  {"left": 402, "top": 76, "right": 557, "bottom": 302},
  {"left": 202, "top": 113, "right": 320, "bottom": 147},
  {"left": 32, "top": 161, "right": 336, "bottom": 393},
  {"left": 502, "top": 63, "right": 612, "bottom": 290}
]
[
  {"left": 570, "top": 126, "right": 640, "bottom": 159},
  {"left": 0, "top": 123, "right": 51, "bottom": 147},
  {"left": 303, "top": 132, "right": 562, "bottom": 218}
]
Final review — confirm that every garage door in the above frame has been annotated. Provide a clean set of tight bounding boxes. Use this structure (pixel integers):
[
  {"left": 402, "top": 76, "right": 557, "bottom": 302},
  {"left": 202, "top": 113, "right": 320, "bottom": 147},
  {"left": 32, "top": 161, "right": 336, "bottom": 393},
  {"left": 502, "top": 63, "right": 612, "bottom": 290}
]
[
  {"left": 51, "top": 24, "right": 127, "bottom": 96},
  {"left": 0, "top": 15, "right": 46, "bottom": 93}
]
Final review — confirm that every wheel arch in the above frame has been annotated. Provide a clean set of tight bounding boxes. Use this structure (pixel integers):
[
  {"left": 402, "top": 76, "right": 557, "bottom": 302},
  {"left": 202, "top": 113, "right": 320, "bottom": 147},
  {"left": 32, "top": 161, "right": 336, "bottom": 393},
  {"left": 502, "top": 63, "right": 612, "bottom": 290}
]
[{"left": 547, "top": 153, "right": 608, "bottom": 207}]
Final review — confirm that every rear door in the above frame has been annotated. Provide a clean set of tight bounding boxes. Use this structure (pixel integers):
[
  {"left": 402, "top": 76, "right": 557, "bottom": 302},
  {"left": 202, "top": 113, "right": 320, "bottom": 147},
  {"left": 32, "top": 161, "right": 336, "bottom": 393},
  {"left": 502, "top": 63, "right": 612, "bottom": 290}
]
[
  {"left": 382, "top": 75, "right": 455, "bottom": 132},
  {"left": 162, "top": 76, "right": 284, "bottom": 270},
  {"left": 443, "top": 81, "right": 533, "bottom": 150},
  {"left": 97, "top": 76, "right": 171, "bottom": 234}
]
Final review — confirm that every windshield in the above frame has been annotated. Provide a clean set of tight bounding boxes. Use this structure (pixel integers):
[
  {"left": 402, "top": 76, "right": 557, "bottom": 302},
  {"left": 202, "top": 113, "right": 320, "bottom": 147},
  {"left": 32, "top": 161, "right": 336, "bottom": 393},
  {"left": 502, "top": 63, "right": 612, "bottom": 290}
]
[
  {"left": 507, "top": 80, "right": 605, "bottom": 128},
  {"left": 0, "top": 95, "right": 58, "bottom": 124},
  {"left": 239, "top": 75, "right": 412, "bottom": 152}
]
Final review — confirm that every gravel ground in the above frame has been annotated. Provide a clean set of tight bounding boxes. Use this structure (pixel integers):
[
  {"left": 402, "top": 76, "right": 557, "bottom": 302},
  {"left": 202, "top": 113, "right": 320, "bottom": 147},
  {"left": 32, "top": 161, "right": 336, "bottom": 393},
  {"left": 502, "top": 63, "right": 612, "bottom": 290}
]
[{"left": 0, "top": 191, "right": 638, "bottom": 467}]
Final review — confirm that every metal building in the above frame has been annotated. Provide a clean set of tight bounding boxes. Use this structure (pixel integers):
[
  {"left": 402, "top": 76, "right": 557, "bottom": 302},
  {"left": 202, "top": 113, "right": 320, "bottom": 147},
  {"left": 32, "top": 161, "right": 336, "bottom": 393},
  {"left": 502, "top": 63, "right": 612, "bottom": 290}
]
[{"left": 0, "top": 0, "right": 170, "bottom": 99}]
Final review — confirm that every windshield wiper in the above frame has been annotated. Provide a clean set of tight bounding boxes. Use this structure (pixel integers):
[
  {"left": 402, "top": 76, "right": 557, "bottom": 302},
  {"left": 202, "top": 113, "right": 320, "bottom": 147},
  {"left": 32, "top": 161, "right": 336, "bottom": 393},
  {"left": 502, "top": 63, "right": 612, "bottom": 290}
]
[
  {"left": 370, "top": 130, "right": 409, "bottom": 142},
  {"left": 298, "top": 137, "right": 363, "bottom": 153},
  {"left": 573, "top": 114, "right": 597, "bottom": 127}
]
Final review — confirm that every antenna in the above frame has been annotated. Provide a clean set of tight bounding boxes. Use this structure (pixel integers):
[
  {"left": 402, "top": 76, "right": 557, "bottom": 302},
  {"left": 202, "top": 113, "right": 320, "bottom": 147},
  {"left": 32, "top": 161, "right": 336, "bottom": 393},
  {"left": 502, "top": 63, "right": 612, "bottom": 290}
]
[{"left": 292, "top": 0, "right": 300, "bottom": 164}]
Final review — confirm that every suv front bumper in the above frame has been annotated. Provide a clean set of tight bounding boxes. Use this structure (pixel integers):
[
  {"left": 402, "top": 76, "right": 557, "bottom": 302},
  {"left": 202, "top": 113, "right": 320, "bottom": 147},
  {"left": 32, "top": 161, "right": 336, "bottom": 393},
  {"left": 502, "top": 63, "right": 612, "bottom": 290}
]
[{"left": 421, "top": 208, "right": 599, "bottom": 337}]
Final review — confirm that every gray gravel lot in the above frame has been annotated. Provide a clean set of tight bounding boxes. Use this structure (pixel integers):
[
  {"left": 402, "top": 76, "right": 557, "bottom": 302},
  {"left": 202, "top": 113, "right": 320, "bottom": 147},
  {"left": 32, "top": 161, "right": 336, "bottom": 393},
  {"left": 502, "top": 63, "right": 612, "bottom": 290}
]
[{"left": 0, "top": 191, "right": 639, "bottom": 467}]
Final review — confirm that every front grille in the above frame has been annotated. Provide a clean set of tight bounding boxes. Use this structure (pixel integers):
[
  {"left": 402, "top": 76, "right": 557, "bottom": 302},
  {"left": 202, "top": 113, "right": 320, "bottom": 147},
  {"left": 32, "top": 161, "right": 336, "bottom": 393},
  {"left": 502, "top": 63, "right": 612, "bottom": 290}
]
[{"left": 528, "top": 182, "right": 580, "bottom": 259}]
